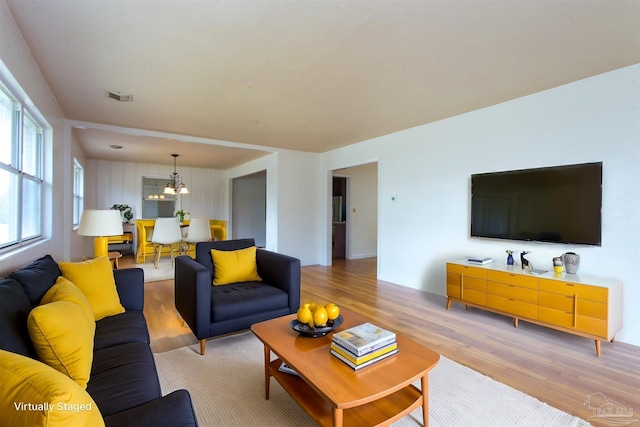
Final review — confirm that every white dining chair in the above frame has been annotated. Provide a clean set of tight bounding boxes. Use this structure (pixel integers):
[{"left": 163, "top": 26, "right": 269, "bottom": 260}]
[
  {"left": 151, "top": 217, "right": 182, "bottom": 269},
  {"left": 181, "top": 217, "right": 212, "bottom": 256}
]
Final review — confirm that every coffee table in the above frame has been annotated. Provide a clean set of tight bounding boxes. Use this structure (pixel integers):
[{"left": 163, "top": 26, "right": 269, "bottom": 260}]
[{"left": 251, "top": 308, "right": 440, "bottom": 427}]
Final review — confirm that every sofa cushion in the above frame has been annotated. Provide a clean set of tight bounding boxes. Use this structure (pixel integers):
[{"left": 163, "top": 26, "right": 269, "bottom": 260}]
[
  {"left": 211, "top": 282, "right": 289, "bottom": 322},
  {"left": 41, "top": 276, "right": 94, "bottom": 322},
  {"left": 211, "top": 246, "right": 262, "bottom": 285},
  {"left": 59, "top": 257, "right": 125, "bottom": 321},
  {"left": 0, "top": 349, "right": 104, "bottom": 427},
  {"left": 28, "top": 300, "right": 95, "bottom": 389},
  {"left": 0, "top": 278, "right": 36, "bottom": 358},
  {"left": 88, "top": 342, "right": 161, "bottom": 417},
  {"left": 94, "top": 311, "right": 149, "bottom": 351},
  {"left": 103, "top": 389, "right": 197, "bottom": 427},
  {"left": 8, "top": 254, "right": 61, "bottom": 305}
]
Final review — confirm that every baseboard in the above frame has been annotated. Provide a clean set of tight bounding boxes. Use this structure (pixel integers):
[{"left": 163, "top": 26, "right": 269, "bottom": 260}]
[{"left": 348, "top": 253, "right": 377, "bottom": 260}]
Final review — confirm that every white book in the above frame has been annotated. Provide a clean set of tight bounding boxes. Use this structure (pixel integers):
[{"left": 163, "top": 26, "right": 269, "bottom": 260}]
[
  {"left": 332, "top": 323, "right": 396, "bottom": 357},
  {"left": 467, "top": 257, "right": 493, "bottom": 265}
]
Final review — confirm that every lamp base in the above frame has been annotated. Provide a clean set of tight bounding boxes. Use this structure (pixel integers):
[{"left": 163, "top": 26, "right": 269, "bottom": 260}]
[{"left": 94, "top": 237, "right": 109, "bottom": 258}]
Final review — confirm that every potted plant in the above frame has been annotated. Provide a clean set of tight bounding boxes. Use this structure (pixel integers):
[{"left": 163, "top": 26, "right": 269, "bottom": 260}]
[
  {"left": 111, "top": 204, "right": 133, "bottom": 223},
  {"left": 176, "top": 209, "right": 189, "bottom": 223}
]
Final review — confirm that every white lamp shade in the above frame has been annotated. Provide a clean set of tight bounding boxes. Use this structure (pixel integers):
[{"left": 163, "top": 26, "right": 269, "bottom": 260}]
[{"left": 78, "top": 210, "right": 123, "bottom": 237}]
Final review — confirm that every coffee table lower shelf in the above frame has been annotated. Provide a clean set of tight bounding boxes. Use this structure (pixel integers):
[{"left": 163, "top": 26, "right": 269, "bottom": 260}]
[{"left": 268, "top": 358, "right": 424, "bottom": 427}]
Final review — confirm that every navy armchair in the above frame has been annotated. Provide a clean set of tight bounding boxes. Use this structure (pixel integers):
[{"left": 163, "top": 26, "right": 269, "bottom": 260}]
[{"left": 175, "top": 238, "right": 301, "bottom": 355}]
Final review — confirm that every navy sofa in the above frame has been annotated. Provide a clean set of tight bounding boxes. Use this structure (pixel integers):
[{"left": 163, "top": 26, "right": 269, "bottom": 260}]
[
  {"left": 0, "top": 255, "right": 198, "bottom": 426},
  {"left": 175, "top": 239, "right": 301, "bottom": 355}
]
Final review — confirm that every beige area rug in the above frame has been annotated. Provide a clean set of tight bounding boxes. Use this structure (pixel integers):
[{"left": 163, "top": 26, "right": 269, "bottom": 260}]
[
  {"left": 135, "top": 258, "right": 175, "bottom": 282},
  {"left": 154, "top": 332, "right": 591, "bottom": 427}
]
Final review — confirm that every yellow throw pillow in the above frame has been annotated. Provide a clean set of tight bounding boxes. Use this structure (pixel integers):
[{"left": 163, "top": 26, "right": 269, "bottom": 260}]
[
  {"left": 211, "top": 246, "right": 262, "bottom": 286},
  {"left": 28, "top": 301, "right": 94, "bottom": 389},
  {"left": 0, "top": 350, "right": 104, "bottom": 427},
  {"left": 41, "top": 276, "right": 95, "bottom": 324},
  {"left": 58, "top": 256, "right": 125, "bottom": 321}
]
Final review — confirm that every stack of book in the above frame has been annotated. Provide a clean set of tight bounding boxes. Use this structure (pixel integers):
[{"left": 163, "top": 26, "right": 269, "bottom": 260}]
[{"left": 330, "top": 322, "right": 398, "bottom": 370}]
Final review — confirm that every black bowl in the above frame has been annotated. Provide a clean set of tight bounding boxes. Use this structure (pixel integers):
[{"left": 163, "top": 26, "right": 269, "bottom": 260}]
[{"left": 290, "top": 315, "right": 344, "bottom": 338}]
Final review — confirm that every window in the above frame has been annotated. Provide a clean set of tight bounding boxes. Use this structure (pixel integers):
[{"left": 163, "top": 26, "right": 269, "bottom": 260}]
[
  {"left": 0, "top": 81, "right": 44, "bottom": 249},
  {"left": 73, "top": 158, "right": 84, "bottom": 228}
]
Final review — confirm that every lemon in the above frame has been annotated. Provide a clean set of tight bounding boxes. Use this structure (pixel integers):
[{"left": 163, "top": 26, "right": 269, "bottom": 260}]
[
  {"left": 308, "top": 302, "right": 318, "bottom": 312},
  {"left": 325, "top": 303, "right": 340, "bottom": 320},
  {"left": 297, "top": 307, "right": 312, "bottom": 324},
  {"left": 313, "top": 307, "right": 328, "bottom": 327}
]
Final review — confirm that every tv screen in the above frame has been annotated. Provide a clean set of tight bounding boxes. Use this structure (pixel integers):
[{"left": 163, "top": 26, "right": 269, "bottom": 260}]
[{"left": 471, "top": 162, "right": 602, "bottom": 246}]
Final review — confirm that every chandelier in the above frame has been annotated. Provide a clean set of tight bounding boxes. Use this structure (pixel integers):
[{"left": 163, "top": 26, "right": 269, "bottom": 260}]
[{"left": 163, "top": 154, "right": 189, "bottom": 195}]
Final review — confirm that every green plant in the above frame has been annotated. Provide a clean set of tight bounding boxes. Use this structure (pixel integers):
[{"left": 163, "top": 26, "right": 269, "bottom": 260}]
[
  {"left": 111, "top": 204, "right": 133, "bottom": 222},
  {"left": 175, "top": 209, "right": 189, "bottom": 220}
]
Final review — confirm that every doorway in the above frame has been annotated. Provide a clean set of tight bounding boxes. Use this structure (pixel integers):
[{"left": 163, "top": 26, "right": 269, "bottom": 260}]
[
  {"left": 332, "top": 177, "right": 347, "bottom": 259},
  {"left": 232, "top": 171, "right": 267, "bottom": 247},
  {"left": 330, "top": 162, "right": 378, "bottom": 262}
]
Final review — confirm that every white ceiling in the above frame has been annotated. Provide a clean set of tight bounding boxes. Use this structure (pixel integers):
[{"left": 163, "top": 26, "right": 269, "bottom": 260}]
[{"left": 6, "top": 0, "right": 640, "bottom": 168}]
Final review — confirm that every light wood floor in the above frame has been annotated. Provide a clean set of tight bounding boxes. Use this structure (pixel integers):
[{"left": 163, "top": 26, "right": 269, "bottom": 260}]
[{"left": 123, "top": 256, "right": 639, "bottom": 425}]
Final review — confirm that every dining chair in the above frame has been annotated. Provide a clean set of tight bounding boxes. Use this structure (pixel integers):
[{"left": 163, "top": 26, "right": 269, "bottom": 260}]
[
  {"left": 181, "top": 217, "right": 212, "bottom": 256},
  {"left": 151, "top": 217, "right": 182, "bottom": 269}
]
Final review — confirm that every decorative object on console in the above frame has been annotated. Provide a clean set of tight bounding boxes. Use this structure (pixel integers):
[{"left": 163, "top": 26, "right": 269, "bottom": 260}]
[
  {"left": 563, "top": 252, "right": 580, "bottom": 274},
  {"left": 552, "top": 257, "right": 564, "bottom": 273},
  {"left": 520, "top": 251, "right": 531, "bottom": 271},
  {"left": 164, "top": 153, "right": 189, "bottom": 195},
  {"left": 110, "top": 204, "right": 133, "bottom": 223},
  {"left": 77, "top": 210, "right": 124, "bottom": 258},
  {"left": 506, "top": 250, "right": 514, "bottom": 266}
]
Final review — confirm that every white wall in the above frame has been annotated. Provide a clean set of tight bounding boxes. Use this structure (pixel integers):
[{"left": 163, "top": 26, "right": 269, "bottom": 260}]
[
  {"left": 321, "top": 64, "right": 640, "bottom": 346},
  {"left": 232, "top": 171, "right": 267, "bottom": 246},
  {"left": 225, "top": 150, "right": 321, "bottom": 265},
  {"left": 69, "top": 130, "right": 90, "bottom": 260},
  {"left": 84, "top": 159, "right": 225, "bottom": 219},
  {"left": 0, "top": 1, "right": 67, "bottom": 273}
]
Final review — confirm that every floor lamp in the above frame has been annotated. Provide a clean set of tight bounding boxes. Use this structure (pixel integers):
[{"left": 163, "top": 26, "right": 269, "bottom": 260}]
[{"left": 78, "top": 210, "right": 124, "bottom": 258}]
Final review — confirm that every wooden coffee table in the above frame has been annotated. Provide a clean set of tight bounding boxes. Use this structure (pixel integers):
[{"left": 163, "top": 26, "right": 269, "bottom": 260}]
[{"left": 251, "top": 308, "right": 440, "bottom": 427}]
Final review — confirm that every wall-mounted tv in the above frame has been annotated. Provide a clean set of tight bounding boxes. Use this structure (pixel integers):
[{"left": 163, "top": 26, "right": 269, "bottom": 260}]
[{"left": 471, "top": 162, "right": 602, "bottom": 246}]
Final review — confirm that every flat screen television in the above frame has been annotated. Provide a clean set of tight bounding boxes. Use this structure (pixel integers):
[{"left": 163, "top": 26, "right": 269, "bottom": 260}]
[{"left": 470, "top": 162, "right": 602, "bottom": 246}]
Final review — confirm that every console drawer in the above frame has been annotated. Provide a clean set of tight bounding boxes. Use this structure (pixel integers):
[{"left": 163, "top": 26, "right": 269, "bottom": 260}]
[
  {"left": 487, "top": 294, "right": 537, "bottom": 319},
  {"left": 462, "top": 288, "right": 486, "bottom": 306},
  {"left": 462, "top": 276, "right": 486, "bottom": 292},
  {"left": 447, "top": 264, "right": 487, "bottom": 279},
  {"left": 539, "top": 291, "right": 574, "bottom": 311},
  {"left": 487, "top": 281, "right": 538, "bottom": 304},
  {"left": 446, "top": 283, "right": 461, "bottom": 299},
  {"left": 576, "top": 315, "right": 607, "bottom": 337},
  {"left": 487, "top": 271, "right": 538, "bottom": 290},
  {"left": 579, "top": 300, "right": 607, "bottom": 320},
  {"left": 539, "top": 279, "right": 607, "bottom": 303},
  {"left": 538, "top": 306, "right": 574, "bottom": 329}
]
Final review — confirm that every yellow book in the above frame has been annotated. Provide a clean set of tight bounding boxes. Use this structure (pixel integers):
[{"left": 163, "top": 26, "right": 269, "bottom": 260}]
[{"left": 330, "top": 342, "right": 398, "bottom": 365}]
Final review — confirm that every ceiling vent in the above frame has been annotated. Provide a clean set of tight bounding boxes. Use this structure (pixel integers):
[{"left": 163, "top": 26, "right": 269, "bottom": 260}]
[{"left": 105, "top": 91, "right": 133, "bottom": 102}]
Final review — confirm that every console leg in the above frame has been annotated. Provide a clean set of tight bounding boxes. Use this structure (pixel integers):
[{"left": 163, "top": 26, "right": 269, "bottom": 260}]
[
  {"left": 595, "top": 340, "right": 601, "bottom": 357},
  {"left": 513, "top": 318, "right": 518, "bottom": 328},
  {"left": 446, "top": 298, "right": 452, "bottom": 310}
]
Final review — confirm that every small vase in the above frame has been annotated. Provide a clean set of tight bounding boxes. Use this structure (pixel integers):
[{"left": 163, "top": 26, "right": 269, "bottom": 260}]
[
  {"left": 507, "top": 254, "right": 514, "bottom": 266},
  {"left": 563, "top": 252, "right": 580, "bottom": 274}
]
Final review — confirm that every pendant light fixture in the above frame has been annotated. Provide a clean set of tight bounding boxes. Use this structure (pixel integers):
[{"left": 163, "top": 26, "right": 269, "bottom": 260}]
[{"left": 163, "top": 154, "right": 189, "bottom": 195}]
